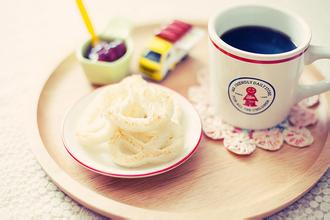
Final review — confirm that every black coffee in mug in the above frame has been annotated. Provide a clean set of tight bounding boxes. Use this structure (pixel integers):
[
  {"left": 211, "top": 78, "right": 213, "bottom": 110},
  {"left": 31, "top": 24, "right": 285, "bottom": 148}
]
[{"left": 220, "top": 26, "right": 297, "bottom": 54}]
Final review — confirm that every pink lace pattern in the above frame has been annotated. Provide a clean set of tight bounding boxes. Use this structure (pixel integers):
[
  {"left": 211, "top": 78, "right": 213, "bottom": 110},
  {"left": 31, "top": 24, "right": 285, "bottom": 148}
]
[{"left": 188, "top": 70, "right": 320, "bottom": 155}]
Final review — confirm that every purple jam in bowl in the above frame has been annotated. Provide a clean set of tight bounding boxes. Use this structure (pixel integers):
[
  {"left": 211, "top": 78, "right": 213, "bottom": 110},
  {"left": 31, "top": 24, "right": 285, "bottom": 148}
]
[{"left": 85, "top": 40, "right": 127, "bottom": 62}]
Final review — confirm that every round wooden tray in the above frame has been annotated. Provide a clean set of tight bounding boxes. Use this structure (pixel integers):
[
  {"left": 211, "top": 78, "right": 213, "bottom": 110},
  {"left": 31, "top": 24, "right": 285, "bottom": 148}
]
[{"left": 34, "top": 23, "right": 330, "bottom": 219}]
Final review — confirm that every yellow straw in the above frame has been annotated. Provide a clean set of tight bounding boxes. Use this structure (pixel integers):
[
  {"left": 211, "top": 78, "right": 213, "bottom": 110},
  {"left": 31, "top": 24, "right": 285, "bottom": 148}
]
[{"left": 76, "top": 0, "right": 100, "bottom": 46}]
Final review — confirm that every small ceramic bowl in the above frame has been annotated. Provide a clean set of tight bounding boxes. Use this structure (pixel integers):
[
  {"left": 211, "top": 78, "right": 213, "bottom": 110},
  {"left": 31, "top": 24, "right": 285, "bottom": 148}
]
[{"left": 76, "top": 36, "right": 133, "bottom": 85}]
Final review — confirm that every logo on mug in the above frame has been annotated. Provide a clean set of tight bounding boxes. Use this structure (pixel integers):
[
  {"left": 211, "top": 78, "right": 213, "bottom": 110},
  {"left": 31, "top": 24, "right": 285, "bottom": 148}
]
[{"left": 228, "top": 77, "right": 275, "bottom": 115}]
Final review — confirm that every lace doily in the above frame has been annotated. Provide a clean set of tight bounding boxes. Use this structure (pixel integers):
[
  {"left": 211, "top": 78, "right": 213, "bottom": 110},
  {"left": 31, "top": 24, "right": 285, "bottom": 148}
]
[{"left": 188, "top": 70, "right": 320, "bottom": 155}]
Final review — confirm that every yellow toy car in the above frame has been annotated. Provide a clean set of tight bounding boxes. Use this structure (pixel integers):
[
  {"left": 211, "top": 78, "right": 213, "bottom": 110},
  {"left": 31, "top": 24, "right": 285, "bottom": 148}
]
[{"left": 139, "top": 20, "right": 204, "bottom": 81}]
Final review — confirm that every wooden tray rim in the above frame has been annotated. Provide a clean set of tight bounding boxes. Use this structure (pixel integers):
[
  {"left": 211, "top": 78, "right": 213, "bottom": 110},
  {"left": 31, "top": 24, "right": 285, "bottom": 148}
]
[{"left": 30, "top": 22, "right": 330, "bottom": 219}]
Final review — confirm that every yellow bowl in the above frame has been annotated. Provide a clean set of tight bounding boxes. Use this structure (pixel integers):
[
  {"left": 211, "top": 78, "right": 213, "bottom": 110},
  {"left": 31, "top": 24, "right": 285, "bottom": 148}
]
[{"left": 76, "top": 36, "right": 133, "bottom": 85}]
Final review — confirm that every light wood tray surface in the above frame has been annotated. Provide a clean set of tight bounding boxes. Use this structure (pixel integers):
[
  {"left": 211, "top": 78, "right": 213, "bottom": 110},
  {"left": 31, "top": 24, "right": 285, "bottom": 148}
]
[{"left": 35, "top": 23, "right": 330, "bottom": 219}]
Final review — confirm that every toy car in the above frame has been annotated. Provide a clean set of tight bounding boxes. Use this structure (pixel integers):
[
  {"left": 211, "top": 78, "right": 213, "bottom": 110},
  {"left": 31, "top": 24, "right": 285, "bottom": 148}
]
[{"left": 139, "top": 20, "right": 204, "bottom": 81}]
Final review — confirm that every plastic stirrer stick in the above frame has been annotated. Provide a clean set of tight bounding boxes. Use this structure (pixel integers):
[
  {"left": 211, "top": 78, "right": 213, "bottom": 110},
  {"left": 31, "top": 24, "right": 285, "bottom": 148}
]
[{"left": 76, "top": 0, "right": 99, "bottom": 46}]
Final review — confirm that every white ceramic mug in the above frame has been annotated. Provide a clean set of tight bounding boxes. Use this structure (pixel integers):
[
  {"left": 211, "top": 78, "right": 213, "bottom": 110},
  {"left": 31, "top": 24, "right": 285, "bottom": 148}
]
[{"left": 208, "top": 5, "right": 330, "bottom": 129}]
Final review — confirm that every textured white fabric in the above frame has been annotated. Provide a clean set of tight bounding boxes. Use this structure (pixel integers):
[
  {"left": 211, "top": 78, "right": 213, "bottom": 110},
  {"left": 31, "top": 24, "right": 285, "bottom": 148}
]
[
  {"left": 268, "top": 170, "right": 330, "bottom": 220},
  {"left": 0, "top": 68, "right": 329, "bottom": 219},
  {"left": 0, "top": 0, "right": 328, "bottom": 217},
  {"left": 0, "top": 71, "right": 105, "bottom": 219},
  {"left": 2, "top": 0, "right": 330, "bottom": 218}
]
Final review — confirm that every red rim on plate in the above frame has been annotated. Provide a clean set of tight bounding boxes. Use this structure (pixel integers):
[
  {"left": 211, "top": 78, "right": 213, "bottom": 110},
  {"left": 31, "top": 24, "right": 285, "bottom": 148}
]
[
  {"left": 62, "top": 131, "right": 202, "bottom": 178},
  {"left": 61, "top": 85, "right": 203, "bottom": 178}
]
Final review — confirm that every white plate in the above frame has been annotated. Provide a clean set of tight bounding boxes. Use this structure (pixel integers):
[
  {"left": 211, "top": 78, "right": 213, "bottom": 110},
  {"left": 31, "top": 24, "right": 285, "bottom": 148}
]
[{"left": 62, "top": 85, "right": 202, "bottom": 178}]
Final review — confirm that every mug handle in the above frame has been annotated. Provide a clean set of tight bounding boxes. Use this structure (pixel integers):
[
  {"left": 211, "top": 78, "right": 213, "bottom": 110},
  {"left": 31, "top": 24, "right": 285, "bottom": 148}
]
[{"left": 295, "top": 45, "right": 330, "bottom": 102}]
